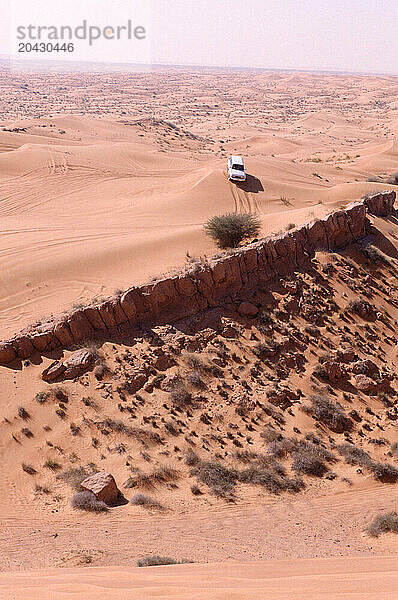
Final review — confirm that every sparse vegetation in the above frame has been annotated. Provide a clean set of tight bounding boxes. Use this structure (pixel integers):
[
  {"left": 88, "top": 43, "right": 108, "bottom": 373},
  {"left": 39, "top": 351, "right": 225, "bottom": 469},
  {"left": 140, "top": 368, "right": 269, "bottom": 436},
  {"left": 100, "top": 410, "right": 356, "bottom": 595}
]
[
  {"left": 366, "top": 512, "right": 398, "bottom": 537},
  {"left": 130, "top": 493, "right": 164, "bottom": 509},
  {"left": 71, "top": 490, "right": 109, "bottom": 512},
  {"left": 137, "top": 555, "right": 192, "bottom": 567},
  {"left": 35, "top": 391, "right": 49, "bottom": 404},
  {"left": 204, "top": 212, "right": 261, "bottom": 249},
  {"left": 125, "top": 466, "right": 180, "bottom": 490},
  {"left": 305, "top": 396, "right": 351, "bottom": 432},
  {"left": 43, "top": 459, "right": 61, "bottom": 471},
  {"left": 338, "top": 443, "right": 398, "bottom": 482},
  {"left": 190, "top": 459, "right": 238, "bottom": 499},
  {"left": 22, "top": 463, "right": 36, "bottom": 475},
  {"left": 57, "top": 466, "right": 97, "bottom": 490},
  {"left": 18, "top": 407, "right": 30, "bottom": 420}
]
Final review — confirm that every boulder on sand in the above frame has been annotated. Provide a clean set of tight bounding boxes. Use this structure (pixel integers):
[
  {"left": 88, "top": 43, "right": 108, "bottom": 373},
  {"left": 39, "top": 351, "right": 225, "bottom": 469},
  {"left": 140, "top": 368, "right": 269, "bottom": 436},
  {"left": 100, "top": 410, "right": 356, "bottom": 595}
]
[
  {"left": 81, "top": 471, "right": 121, "bottom": 506},
  {"left": 63, "top": 348, "right": 95, "bottom": 378}
]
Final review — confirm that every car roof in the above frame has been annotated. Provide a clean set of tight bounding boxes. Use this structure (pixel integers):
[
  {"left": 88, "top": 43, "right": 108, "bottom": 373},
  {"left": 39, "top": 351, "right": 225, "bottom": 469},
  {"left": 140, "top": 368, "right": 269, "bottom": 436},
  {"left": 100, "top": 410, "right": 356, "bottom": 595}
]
[{"left": 230, "top": 155, "right": 244, "bottom": 165}]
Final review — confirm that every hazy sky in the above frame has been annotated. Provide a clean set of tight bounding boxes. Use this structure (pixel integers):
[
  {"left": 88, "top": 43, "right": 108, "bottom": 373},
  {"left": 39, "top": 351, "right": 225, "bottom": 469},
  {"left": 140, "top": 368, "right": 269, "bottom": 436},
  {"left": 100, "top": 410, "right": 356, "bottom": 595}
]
[{"left": 2, "top": 0, "right": 398, "bottom": 73}]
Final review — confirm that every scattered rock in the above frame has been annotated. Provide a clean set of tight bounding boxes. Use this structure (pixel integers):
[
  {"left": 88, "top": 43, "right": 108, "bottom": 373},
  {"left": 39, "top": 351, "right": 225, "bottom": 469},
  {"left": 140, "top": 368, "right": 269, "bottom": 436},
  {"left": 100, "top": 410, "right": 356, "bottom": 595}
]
[
  {"left": 352, "top": 359, "right": 379, "bottom": 377},
  {"left": 354, "top": 374, "right": 375, "bottom": 393},
  {"left": 63, "top": 348, "right": 95, "bottom": 379},
  {"left": 160, "top": 373, "right": 182, "bottom": 392},
  {"left": 238, "top": 302, "right": 258, "bottom": 317},
  {"left": 42, "top": 361, "right": 66, "bottom": 382}
]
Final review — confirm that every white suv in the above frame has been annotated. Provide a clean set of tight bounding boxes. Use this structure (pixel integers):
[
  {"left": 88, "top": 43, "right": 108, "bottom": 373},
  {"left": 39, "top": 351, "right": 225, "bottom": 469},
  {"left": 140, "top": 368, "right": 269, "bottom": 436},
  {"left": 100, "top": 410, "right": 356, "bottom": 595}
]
[{"left": 227, "top": 155, "right": 246, "bottom": 182}]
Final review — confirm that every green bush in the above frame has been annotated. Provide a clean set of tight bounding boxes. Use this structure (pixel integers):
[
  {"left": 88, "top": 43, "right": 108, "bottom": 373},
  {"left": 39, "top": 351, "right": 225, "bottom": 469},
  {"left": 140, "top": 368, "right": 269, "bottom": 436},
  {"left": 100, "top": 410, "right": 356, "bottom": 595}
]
[{"left": 204, "top": 212, "right": 261, "bottom": 248}]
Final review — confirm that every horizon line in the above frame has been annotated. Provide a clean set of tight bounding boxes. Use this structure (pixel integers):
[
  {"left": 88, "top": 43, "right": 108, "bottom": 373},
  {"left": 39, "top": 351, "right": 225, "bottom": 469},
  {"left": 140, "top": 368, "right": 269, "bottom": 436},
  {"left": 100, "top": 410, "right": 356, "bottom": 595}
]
[{"left": 1, "top": 55, "right": 398, "bottom": 78}]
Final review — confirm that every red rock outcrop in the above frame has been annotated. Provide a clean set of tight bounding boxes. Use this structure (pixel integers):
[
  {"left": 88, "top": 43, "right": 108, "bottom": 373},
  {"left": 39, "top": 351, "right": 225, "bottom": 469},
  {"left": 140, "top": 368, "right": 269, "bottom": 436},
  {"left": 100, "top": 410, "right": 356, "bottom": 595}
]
[
  {"left": 80, "top": 471, "right": 121, "bottom": 506},
  {"left": 0, "top": 191, "right": 394, "bottom": 365}
]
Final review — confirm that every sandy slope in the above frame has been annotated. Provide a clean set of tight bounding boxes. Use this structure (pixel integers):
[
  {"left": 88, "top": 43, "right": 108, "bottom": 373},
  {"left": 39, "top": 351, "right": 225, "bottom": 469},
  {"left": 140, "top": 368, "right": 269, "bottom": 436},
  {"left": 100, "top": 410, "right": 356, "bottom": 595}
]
[
  {"left": 0, "top": 71, "right": 397, "bottom": 335},
  {"left": 0, "top": 69, "right": 398, "bottom": 593},
  {"left": 1, "top": 556, "right": 397, "bottom": 600}
]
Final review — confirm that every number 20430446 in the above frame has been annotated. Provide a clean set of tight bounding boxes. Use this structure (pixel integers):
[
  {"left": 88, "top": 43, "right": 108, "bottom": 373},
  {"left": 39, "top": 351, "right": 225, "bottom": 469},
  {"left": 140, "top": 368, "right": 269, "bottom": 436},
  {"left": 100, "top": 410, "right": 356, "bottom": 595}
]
[{"left": 18, "top": 42, "right": 74, "bottom": 52}]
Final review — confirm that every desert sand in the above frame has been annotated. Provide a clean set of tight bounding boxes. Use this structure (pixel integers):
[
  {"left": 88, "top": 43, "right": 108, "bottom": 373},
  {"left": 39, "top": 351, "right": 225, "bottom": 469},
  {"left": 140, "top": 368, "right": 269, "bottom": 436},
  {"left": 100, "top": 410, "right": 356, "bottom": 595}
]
[
  {"left": 1, "top": 555, "right": 398, "bottom": 599},
  {"left": 0, "top": 69, "right": 397, "bottom": 335},
  {"left": 0, "top": 68, "right": 398, "bottom": 598}
]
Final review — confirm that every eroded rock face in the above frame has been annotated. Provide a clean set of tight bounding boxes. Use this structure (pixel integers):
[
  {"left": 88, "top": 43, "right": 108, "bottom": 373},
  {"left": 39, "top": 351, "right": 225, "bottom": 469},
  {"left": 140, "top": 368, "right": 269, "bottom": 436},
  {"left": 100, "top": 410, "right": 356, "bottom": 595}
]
[
  {"left": 0, "top": 191, "right": 395, "bottom": 365},
  {"left": 81, "top": 471, "right": 121, "bottom": 506},
  {"left": 363, "top": 190, "right": 396, "bottom": 216},
  {"left": 63, "top": 348, "right": 95, "bottom": 379},
  {"left": 0, "top": 343, "right": 16, "bottom": 364},
  {"left": 42, "top": 361, "right": 66, "bottom": 382}
]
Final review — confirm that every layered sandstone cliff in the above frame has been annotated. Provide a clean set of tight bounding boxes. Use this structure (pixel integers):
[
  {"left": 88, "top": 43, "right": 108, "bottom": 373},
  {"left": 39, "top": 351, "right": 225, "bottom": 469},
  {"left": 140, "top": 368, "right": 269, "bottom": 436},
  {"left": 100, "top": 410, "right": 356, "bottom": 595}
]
[{"left": 0, "top": 191, "right": 395, "bottom": 365}]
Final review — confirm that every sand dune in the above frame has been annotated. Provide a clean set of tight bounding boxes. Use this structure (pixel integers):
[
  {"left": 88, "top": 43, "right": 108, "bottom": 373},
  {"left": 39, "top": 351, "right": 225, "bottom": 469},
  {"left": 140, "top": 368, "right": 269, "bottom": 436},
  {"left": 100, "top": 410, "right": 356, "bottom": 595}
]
[{"left": 1, "top": 556, "right": 397, "bottom": 599}]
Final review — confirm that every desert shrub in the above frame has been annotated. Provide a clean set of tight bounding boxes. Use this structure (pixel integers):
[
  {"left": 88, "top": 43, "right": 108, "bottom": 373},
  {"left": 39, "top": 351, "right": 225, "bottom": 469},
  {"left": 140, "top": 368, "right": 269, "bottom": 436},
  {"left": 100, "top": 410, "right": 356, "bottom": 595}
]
[
  {"left": 369, "top": 461, "right": 398, "bottom": 483},
  {"left": 43, "top": 459, "right": 61, "bottom": 471},
  {"left": 304, "top": 324, "right": 321, "bottom": 337},
  {"left": 125, "top": 466, "right": 180, "bottom": 490},
  {"left": 55, "top": 408, "right": 66, "bottom": 419},
  {"left": 69, "top": 422, "right": 80, "bottom": 436},
  {"left": 184, "top": 352, "right": 221, "bottom": 376},
  {"left": 307, "top": 395, "right": 351, "bottom": 432},
  {"left": 71, "top": 490, "right": 109, "bottom": 512},
  {"left": 191, "top": 484, "right": 202, "bottom": 495},
  {"left": 362, "top": 245, "right": 387, "bottom": 265},
  {"left": 291, "top": 453, "right": 327, "bottom": 477},
  {"left": 164, "top": 420, "right": 180, "bottom": 436},
  {"left": 18, "top": 407, "right": 30, "bottom": 420},
  {"left": 337, "top": 443, "right": 372, "bottom": 466},
  {"left": 253, "top": 341, "right": 280, "bottom": 358},
  {"left": 21, "top": 427, "right": 33, "bottom": 438},
  {"left": 190, "top": 460, "right": 238, "bottom": 498},
  {"left": 99, "top": 418, "right": 162, "bottom": 445},
  {"left": 386, "top": 172, "right": 398, "bottom": 185},
  {"left": 267, "top": 440, "right": 288, "bottom": 458},
  {"left": 137, "top": 555, "right": 192, "bottom": 567},
  {"left": 289, "top": 438, "right": 335, "bottom": 463},
  {"left": 260, "top": 425, "right": 282, "bottom": 444},
  {"left": 34, "top": 484, "right": 50, "bottom": 494},
  {"left": 93, "top": 364, "right": 108, "bottom": 381},
  {"left": 347, "top": 298, "right": 375, "bottom": 319},
  {"left": 57, "top": 466, "right": 97, "bottom": 490},
  {"left": 35, "top": 391, "right": 49, "bottom": 404},
  {"left": 169, "top": 382, "right": 192, "bottom": 407},
  {"left": 130, "top": 493, "right": 163, "bottom": 509},
  {"left": 53, "top": 386, "right": 68, "bottom": 402},
  {"left": 204, "top": 212, "right": 261, "bottom": 249},
  {"left": 186, "top": 371, "right": 206, "bottom": 389},
  {"left": 184, "top": 448, "right": 200, "bottom": 467},
  {"left": 22, "top": 463, "right": 36, "bottom": 475},
  {"left": 366, "top": 512, "right": 398, "bottom": 537},
  {"left": 239, "top": 457, "right": 304, "bottom": 494},
  {"left": 234, "top": 450, "right": 260, "bottom": 463},
  {"left": 338, "top": 444, "right": 398, "bottom": 482}
]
